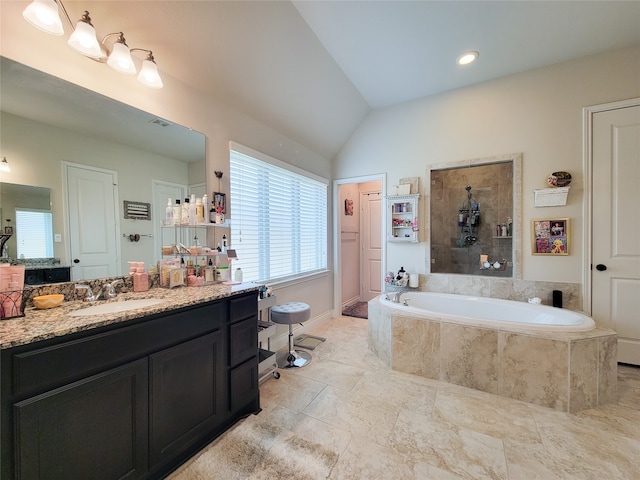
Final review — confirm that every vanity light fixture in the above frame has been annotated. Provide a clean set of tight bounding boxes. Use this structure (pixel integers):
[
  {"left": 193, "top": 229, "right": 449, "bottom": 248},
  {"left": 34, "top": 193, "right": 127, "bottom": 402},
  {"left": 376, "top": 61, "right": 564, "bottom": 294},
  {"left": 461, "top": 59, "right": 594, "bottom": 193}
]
[
  {"left": 22, "top": 0, "right": 163, "bottom": 88},
  {"left": 0, "top": 157, "right": 11, "bottom": 173},
  {"left": 457, "top": 51, "right": 479, "bottom": 65},
  {"left": 67, "top": 11, "right": 104, "bottom": 59},
  {"left": 106, "top": 33, "right": 136, "bottom": 75},
  {"left": 22, "top": 0, "right": 64, "bottom": 35},
  {"left": 135, "top": 50, "right": 163, "bottom": 88}
]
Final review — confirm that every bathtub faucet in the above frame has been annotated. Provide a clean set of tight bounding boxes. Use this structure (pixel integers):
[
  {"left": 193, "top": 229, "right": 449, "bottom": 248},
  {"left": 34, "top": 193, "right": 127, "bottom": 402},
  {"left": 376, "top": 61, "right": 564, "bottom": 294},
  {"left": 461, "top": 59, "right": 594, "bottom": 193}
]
[
  {"left": 385, "top": 292, "right": 401, "bottom": 303},
  {"left": 402, "top": 298, "right": 410, "bottom": 306}
]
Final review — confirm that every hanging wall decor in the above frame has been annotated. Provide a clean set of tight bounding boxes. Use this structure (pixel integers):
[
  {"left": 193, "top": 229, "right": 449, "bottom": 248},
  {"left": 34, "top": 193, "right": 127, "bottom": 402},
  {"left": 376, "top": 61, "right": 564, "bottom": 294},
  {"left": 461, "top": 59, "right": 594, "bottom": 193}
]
[
  {"left": 344, "top": 199, "right": 354, "bottom": 216},
  {"left": 532, "top": 218, "right": 570, "bottom": 255}
]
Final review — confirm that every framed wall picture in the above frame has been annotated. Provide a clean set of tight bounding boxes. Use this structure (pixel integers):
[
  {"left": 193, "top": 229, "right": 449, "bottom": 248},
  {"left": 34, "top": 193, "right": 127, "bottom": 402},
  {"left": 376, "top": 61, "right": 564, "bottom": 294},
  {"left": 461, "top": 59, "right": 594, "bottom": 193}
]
[
  {"left": 213, "top": 192, "right": 226, "bottom": 214},
  {"left": 532, "top": 218, "right": 569, "bottom": 255}
]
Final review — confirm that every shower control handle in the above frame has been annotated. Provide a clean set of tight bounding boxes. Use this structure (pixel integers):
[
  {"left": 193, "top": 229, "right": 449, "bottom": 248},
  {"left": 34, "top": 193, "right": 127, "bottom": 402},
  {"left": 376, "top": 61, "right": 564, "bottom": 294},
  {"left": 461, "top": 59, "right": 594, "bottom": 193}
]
[{"left": 595, "top": 264, "right": 607, "bottom": 271}]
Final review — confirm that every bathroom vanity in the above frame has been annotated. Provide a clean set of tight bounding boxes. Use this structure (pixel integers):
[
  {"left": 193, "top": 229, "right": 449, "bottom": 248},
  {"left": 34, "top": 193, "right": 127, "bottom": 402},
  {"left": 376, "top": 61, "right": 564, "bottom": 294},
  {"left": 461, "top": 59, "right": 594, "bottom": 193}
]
[{"left": 0, "top": 285, "right": 260, "bottom": 480}]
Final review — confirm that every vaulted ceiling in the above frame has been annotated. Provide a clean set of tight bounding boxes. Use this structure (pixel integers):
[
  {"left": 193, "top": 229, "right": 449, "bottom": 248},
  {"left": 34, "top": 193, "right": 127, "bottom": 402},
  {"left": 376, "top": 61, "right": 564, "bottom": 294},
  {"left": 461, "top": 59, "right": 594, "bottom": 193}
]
[{"left": 3, "top": 1, "right": 640, "bottom": 159}]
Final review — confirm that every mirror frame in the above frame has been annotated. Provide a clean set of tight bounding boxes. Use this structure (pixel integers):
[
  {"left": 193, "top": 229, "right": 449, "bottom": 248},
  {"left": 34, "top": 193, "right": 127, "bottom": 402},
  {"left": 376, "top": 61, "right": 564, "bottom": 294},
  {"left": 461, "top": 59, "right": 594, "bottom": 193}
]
[{"left": 427, "top": 153, "right": 522, "bottom": 279}]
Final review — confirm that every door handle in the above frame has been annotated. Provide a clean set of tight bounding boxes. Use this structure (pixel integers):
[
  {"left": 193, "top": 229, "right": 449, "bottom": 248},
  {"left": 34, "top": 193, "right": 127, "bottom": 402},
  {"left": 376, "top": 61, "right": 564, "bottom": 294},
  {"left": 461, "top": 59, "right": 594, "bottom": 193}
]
[
  {"left": 595, "top": 264, "right": 607, "bottom": 271},
  {"left": 73, "top": 258, "right": 80, "bottom": 264}
]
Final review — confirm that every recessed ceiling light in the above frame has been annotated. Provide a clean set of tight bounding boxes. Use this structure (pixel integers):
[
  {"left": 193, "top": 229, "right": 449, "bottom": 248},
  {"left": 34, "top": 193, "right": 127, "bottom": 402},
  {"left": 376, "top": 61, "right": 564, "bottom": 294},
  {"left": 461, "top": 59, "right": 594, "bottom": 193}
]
[{"left": 457, "top": 51, "right": 479, "bottom": 65}]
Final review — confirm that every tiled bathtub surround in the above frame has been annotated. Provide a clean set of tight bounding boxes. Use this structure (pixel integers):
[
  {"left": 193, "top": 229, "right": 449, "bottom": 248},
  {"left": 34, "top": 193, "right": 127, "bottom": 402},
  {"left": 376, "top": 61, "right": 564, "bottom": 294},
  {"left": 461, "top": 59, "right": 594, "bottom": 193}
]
[{"left": 369, "top": 297, "right": 617, "bottom": 413}]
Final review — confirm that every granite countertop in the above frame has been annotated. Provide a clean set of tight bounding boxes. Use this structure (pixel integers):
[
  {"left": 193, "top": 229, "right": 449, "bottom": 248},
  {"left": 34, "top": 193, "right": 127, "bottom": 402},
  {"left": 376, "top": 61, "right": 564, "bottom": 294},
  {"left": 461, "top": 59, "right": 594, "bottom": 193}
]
[{"left": 1, "top": 283, "right": 260, "bottom": 350}]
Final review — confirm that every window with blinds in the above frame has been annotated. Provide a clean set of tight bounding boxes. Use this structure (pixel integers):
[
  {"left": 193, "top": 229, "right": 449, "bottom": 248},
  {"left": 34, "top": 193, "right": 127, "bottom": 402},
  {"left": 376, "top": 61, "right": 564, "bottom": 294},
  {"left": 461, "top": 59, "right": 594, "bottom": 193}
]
[
  {"left": 230, "top": 143, "right": 328, "bottom": 283},
  {"left": 15, "top": 209, "right": 54, "bottom": 258}
]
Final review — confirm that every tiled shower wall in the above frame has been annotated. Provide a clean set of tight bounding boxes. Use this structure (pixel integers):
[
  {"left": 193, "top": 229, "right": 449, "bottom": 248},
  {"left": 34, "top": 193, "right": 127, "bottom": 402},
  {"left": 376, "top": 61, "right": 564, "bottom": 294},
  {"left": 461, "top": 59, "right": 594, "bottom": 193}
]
[{"left": 431, "top": 162, "right": 513, "bottom": 276}]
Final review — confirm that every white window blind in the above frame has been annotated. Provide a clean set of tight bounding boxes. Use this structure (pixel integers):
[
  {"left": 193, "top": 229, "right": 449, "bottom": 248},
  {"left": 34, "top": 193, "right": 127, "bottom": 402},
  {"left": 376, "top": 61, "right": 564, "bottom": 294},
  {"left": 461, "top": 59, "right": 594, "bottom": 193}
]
[
  {"left": 15, "top": 209, "right": 54, "bottom": 258},
  {"left": 230, "top": 144, "right": 328, "bottom": 283}
]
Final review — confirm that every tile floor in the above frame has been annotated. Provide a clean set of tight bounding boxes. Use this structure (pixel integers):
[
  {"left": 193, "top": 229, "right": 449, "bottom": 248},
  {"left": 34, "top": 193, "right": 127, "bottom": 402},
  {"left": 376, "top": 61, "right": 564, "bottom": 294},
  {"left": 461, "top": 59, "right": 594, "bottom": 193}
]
[{"left": 183, "top": 316, "right": 640, "bottom": 479}]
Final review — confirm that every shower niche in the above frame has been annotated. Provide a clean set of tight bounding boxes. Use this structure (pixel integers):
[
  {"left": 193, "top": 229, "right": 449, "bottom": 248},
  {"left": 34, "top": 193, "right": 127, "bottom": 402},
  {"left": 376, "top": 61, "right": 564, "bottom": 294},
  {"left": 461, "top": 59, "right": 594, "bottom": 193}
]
[{"left": 429, "top": 154, "right": 522, "bottom": 277}]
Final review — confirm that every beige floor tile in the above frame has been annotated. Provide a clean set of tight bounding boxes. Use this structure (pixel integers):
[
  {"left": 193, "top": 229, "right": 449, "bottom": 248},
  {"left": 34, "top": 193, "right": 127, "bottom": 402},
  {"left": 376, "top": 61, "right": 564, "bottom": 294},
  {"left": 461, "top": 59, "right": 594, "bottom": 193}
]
[
  {"left": 171, "top": 315, "right": 640, "bottom": 480},
  {"left": 390, "top": 409, "right": 508, "bottom": 479}
]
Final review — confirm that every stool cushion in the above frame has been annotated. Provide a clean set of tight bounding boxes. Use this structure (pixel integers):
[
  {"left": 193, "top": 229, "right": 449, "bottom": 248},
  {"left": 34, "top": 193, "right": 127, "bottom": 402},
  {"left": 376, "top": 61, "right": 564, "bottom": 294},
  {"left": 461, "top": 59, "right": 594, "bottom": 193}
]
[{"left": 271, "top": 302, "right": 311, "bottom": 324}]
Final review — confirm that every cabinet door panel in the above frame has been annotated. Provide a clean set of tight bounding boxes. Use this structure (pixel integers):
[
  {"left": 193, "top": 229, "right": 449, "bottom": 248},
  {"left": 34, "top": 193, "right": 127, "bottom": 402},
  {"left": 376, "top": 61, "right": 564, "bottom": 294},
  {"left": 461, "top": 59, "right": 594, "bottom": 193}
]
[
  {"left": 230, "top": 356, "right": 258, "bottom": 413},
  {"left": 229, "top": 316, "right": 258, "bottom": 367},
  {"left": 14, "top": 359, "right": 148, "bottom": 480},
  {"left": 230, "top": 293, "right": 257, "bottom": 322},
  {"left": 149, "top": 331, "right": 225, "bottom": 465}
]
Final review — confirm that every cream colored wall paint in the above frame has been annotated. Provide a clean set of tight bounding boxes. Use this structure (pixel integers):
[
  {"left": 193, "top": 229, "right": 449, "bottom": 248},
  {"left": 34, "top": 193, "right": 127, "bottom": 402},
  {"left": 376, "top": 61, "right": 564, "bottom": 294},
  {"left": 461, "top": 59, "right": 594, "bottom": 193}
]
[
  {"left": 335, "top": 45, "right": 640, "bottom": 283},
  {"left": 0, "top": 4, "right": 333, "bottom": 314}
]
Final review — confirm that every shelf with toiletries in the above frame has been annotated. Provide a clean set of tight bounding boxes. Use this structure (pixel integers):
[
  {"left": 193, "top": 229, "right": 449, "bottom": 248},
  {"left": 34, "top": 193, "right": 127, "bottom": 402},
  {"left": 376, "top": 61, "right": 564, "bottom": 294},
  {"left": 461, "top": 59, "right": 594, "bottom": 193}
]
[
  {"left": 387, "top": 194, "right": 420, "bottom": 243},
  {"left": 159, "top": 222, "right": 235, "bottom": 287}
]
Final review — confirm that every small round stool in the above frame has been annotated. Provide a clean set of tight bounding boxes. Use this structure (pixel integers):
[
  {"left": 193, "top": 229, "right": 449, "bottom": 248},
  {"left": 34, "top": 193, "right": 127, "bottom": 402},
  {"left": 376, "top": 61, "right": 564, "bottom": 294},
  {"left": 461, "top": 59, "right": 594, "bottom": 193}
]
[{"left": 271, "top": 302, "right": 311, "bottom": 368}]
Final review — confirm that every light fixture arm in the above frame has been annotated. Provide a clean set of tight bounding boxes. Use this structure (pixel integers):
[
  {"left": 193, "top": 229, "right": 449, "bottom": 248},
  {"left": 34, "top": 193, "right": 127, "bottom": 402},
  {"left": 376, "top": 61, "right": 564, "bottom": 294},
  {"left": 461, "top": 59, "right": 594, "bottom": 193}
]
[
  {"left": 55, "top": 0, "right": 74, "bottom": 29},
  {"left": 131, "top": 48, "right": 155, "bottom": 62}
]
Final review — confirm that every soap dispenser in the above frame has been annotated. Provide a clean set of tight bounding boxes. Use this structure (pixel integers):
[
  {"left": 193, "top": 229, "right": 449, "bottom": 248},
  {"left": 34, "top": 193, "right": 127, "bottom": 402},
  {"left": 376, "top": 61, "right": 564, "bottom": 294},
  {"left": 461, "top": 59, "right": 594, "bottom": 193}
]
[{"left": 133, "top": 262, "right": 149, "bottom": 292}]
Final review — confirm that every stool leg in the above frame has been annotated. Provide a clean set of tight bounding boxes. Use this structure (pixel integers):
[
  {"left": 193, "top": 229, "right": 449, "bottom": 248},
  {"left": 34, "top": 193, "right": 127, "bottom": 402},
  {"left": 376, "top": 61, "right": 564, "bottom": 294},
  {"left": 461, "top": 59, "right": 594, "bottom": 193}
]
[{"left": 284, "top": 323, "right": 312, "bottom": 368}]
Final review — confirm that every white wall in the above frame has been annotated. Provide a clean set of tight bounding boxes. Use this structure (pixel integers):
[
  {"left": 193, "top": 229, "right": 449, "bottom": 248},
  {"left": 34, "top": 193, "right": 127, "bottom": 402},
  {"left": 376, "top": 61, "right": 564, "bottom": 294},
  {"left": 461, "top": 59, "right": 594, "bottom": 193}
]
[{"left": 334, "top": 45, "right": 640, "bottom": 284}]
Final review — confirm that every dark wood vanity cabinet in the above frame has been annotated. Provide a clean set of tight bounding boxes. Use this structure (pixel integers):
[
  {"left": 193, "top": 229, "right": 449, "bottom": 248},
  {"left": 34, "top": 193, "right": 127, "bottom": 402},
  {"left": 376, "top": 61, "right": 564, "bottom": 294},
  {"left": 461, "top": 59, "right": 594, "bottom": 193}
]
[{"left": 1, "top": 291, "right": 260, "bottom": 480}]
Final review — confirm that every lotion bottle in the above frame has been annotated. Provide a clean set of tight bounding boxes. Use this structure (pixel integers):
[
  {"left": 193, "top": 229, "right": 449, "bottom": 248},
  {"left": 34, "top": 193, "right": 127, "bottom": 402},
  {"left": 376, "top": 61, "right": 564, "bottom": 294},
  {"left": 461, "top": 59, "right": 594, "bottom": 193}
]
[
  {"left": 181, "top": 198, "right": 190, "bottom": 225},
  {"left": 196, "top": 197, "right": 204, "bottom": 224},
  {"left": 133, "top": 262, "right": 149, "bottom": 292},
  {"left": 188, "top": 194, "right": 197, "bottom": 225},
  {"left": 202, "top": 194, "right": 209, "bottom": 223},
  {"left": 173, "top": 199, "right": 181, "bottom": 225},
  {"left": 165, "top": 198, "right": 173, "bottom": 226}
]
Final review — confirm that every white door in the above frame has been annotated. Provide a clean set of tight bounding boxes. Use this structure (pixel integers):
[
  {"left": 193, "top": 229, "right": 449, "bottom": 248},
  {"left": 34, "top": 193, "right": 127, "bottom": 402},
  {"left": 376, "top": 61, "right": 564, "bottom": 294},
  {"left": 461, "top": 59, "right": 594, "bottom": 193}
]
[
  {"left": 361, "top": 191, "right": 382, "bottom": 301},
  {"left": 65, "top": 163, "right": 119, "bottom": 280},
  {"left": 592, "top": 103, "right": 640, "bottom": 365},
  {"left": 153, "top": 181, "right": 187, "bottom": 263}
]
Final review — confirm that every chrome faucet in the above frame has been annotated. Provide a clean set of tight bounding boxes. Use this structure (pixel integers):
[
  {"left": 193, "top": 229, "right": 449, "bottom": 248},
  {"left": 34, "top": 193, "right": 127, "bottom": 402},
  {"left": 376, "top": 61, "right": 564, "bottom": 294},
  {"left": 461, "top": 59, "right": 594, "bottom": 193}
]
[
  {"left": 402, "top": 298, "right": 410, "bottom": 306},
  {"left": 384, "top": 292, "right": 401, "bottom": 303},
  {"left": 104, "top": 279, "right": 123, "bottom": 299},
  {"left": 75, "top": 284, "right": 96, "bottom": 302}
]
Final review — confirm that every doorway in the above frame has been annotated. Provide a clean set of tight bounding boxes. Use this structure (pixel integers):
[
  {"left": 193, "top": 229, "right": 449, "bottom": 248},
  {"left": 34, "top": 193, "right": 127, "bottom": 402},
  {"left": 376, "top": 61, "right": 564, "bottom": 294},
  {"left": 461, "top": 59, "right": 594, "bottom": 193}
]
[
  {"left": 584, "top": 98, "right": 640, "bottom": 366},
  {"left": 334, "top": 175, "right": 385, "bottom": 318},
  {"left": 63, "top": 162, "right": 120, "bottom": 281}
]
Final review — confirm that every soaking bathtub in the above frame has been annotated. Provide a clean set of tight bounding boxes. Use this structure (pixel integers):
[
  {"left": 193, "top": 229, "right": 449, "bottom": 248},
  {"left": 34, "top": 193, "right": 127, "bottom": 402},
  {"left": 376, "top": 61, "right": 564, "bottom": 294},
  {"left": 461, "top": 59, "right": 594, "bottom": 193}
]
[
  {"left": 379, "top": 291, "right": 595, "bottom": 332},
  {"left": 368, "top": 292, "right": 617, "bottom": 412}
]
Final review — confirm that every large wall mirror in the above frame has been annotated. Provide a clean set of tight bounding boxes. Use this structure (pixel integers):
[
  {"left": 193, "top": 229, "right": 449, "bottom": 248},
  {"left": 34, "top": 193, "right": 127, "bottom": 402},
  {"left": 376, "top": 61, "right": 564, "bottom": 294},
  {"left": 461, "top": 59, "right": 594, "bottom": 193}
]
[
  {"left": 429, "top": 154, "right": 522, "bottom": 278},
  {"left": 0, "top": 57, "right": 206, "bottom": 281}
]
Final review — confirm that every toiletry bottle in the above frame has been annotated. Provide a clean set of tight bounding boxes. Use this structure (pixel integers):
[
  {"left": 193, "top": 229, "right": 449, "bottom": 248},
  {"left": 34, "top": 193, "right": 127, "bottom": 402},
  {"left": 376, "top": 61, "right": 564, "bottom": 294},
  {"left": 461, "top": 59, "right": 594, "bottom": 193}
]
[
  {"left": 507, "top": 217, "right": 512, "bottom": 236},
  {"left": 182, "top": 197, "right": 190, "bottom": 225},
  {"left": 173, "top": 199, "right": 181, "bottom": 225},
  {"left": 222, "top": 234, "right": 228, "bottom": 253},
  {"left": 202, "top": 194, "right": 209, "bottom": 223},
  {"left": 196, "top": 197, "right": 204, "bottom": 224},
  {"left": 501, "top": 224, "right": 508, "bottom": 236},
  {"left": 234, "top": 267, "right": 243, "bottom": 282},
  {"left": 128, "top": 261, "right": 137, "bottom": 275},
  {"left": 210, "top": 204, "right": 216, "bottom": 224},
  {"left": 189, "top": 195, "right": 197, "bottom": 225},
  {"left": 133, "top": 262, "right": 149, "bottom": 292},
  {"left": 165, "top": 198, "right": 173, "bottom": 226},
  {"left": 396, "top": 266, "right": 406, "bottom": 281}
]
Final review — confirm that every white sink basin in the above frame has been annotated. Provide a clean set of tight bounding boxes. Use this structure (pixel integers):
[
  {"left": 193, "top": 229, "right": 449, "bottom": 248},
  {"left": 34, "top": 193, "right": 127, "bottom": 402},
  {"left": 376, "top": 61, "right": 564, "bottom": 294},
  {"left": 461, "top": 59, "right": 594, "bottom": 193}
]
[{"left": 69, "top": 298, "right": 165, "bottom": 316}]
